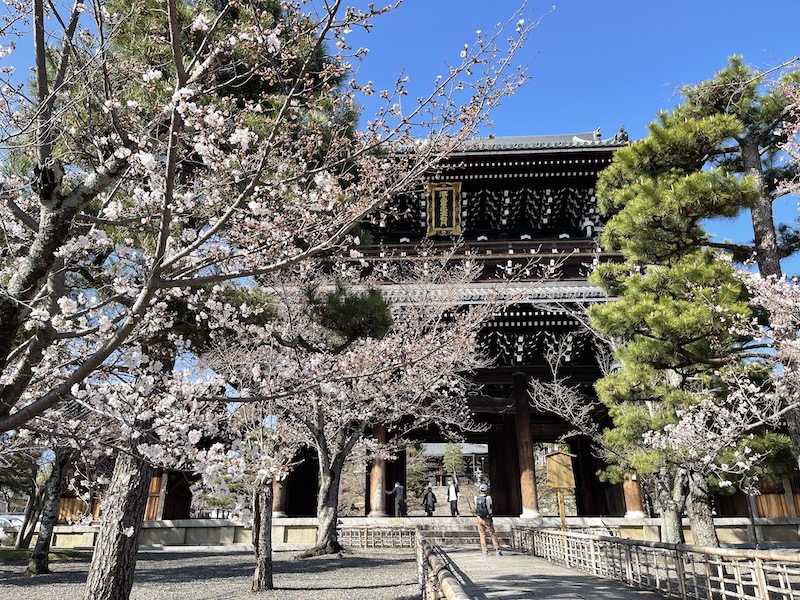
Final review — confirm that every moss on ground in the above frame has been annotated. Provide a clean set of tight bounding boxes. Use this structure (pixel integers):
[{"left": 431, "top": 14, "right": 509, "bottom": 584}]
[{"left": 0, "top": 548, "right": 86, "bottom": 563}]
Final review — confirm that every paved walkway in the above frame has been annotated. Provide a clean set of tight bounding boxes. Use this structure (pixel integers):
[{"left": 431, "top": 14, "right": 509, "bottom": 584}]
[
  {"left": 440, "top": 547, "right": 668, "bottom": 599},
  {"left": 0, "top": 544, "right": 671, "bottom": 599}
]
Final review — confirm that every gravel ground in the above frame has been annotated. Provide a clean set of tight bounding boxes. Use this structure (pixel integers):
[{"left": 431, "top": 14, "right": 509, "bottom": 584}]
[{"left": 0, "top": 547, "right": 420, "bottom": 600}]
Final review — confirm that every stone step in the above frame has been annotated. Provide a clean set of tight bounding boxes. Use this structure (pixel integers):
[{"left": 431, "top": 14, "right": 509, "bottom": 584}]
[
  {"left": 417, "top": 522, "right": 512, "bottom": 547},
  {"left": 421, "top": 535, "right": 512, "bottom": 546}
]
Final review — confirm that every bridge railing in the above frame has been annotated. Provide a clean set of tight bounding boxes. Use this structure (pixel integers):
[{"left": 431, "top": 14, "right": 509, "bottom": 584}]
[
  {"left": 338, "top": 526, "right": 469, "bottom": 599},
  {"left": 513, "top": 527, "right": 800, "bottom": 600},
  {"left": 415, "top": 528, "right": 469, "bottom": 600}
]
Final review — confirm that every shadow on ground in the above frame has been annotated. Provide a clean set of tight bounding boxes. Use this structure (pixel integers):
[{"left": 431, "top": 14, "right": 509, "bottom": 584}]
[{"left": 0, "top": 547, "right": 420, "bottom": 600}]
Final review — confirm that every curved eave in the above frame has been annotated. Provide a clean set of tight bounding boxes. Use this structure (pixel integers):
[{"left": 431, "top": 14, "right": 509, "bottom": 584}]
[{"left": 380, "top": 280, "right": 612, "bottom": 306}]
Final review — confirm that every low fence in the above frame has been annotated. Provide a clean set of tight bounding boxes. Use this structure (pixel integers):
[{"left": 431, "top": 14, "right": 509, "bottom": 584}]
[
  {"left": 513, "top": 527, "right": 800, "bottom": 600},
  {"left": 338, "top": 526, "right": 416, "bottom": 548}
]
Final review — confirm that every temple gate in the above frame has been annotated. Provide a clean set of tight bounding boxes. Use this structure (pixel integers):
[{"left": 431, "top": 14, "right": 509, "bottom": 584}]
[{"left": 353, "top": 130, "right": 633, "bottom": 517}]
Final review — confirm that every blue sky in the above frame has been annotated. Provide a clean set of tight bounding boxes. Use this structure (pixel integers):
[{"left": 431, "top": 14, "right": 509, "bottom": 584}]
[
  {"left": 351, "top": 0, "right": 799, "bottom": 141},
  {"left": 7, "top": 1, "right": 800, "bottom": 272},
  {"left": 350, "top": 0, "right": 800, "bottom": 274}
]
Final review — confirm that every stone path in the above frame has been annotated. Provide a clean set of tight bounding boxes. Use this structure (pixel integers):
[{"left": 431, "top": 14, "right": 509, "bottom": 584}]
[
  {"left": 441, "top": 546, "right": 668, "bottom": 599},
  {"left": 0, "top": 539, "right": 672, "bottom": 600}
]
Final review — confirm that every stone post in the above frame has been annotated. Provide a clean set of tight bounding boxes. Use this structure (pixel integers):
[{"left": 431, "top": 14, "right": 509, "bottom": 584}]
[{"left": 513, "top": 372, "right": 539, "bottom": 518}]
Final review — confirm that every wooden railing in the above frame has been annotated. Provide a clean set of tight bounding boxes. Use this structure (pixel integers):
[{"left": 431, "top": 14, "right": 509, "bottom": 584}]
[
  {"left": 338, "top": 525, "right": 416, "bottom": 548},
  {"left": 415, "top": 529, "right": 469, "bottom": 600},
  {"left": 513, "top": 527, "right": 800, "bottom": 600}
]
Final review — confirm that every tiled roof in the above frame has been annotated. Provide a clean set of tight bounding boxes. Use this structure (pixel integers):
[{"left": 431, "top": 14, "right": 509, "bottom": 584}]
[
  {"left": 453, "top": 129, "right": 629, "bottom": 154},
  {"left": 392, "top": 129, "right": 629, "bottom": 156}
]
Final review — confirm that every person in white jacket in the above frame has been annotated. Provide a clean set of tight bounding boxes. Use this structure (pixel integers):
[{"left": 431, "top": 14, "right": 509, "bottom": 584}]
[{"left": 446, "top": 478, "right": 460, "bottom": 516}]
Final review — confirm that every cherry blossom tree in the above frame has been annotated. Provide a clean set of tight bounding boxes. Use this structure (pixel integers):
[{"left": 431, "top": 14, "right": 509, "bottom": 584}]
[
  {"left": 725, "top": 273, "right": 800, "bottom": 427},
  {"left": 0, "top": 0, "right": 546, "bottom": 596},
  {"left": 0, "top": 0, "right": 543, "bottom": 431},
  {"left": 778, "top": 79, "right": 800, "bottom": 197},
  {"left": 199, "top": 256, "right": 497, "bottom": 556}
]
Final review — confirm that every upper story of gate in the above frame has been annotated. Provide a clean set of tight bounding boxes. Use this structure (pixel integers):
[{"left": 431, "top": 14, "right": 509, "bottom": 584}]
[{"left": 358, "top": 128, "right": 629, "bottom": 283}]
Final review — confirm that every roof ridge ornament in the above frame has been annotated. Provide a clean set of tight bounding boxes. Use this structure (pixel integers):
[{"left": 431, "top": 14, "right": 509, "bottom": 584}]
[{"left": 611, "top": 125, "right": 629, "bottom": 143}]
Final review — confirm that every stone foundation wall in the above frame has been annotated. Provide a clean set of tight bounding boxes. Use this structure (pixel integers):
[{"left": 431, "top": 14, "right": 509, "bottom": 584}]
[{"left": 6, "top": 515, "right": 800, "bottom": 550}]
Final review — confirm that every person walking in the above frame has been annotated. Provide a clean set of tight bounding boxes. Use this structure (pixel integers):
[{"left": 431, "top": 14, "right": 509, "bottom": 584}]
[
  {"left": 475, "top": 483, "right": 502, "bottom": 556},
  {"left": 422, "top": 485, "right": 437, "bottom": 516},
  {"left": 386, "top": 482, "right": 406, "bottom": 516},
  {"left": 447, "top": 478, "right": 460, "bottom": 516}
]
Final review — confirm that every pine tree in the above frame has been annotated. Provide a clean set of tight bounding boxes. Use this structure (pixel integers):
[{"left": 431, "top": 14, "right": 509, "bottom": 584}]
[
  {"left": 589, "top": 56, "right": 800, "bottom": 545},
  {"left": 443, "top": 443, "right": 466, "bottom": 479},
  {"left": 598, "top": 56, "right": 800, "bottom": 276}
]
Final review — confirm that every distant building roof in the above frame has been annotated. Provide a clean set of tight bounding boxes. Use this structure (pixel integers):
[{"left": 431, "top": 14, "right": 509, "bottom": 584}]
[{"left": 422, "top": 443, "right": 489, "bottom": 457}]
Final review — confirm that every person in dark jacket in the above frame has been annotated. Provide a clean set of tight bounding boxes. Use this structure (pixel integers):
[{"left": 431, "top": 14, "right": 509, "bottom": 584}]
[
  {"left": 386, "top": 482, "right": 406, "bottom": 516},
  {"left": 422, "top": 485, "right": 437, "bottom": 516}
]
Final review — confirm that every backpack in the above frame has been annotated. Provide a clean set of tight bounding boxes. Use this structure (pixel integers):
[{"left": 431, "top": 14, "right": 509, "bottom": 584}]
[{"left": 475, "top": 494, "right": 489, "bottom": 518}]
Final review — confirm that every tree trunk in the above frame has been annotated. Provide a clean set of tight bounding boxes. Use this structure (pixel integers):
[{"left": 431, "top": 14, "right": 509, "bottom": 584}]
[
  {"left": 686, "top": 470, "right": 719, "bottom": 548},
  {"left": 83, "top": 451, "right": 152, "bottom": 600},
  {"left": 740, "top": 137, "right": 800, "bottom": 472},
  {"left": 656, "top": 469, "right": 686, "bottom": 544},
  {"left": 251, "top": 480, "right": 274, "bottom": 591},
  {"left": 17, "top": 475, "right": 45, "bottom": 550},
  {"left": 303, "top": 433, "right": 359, "bottom": 556},
  {"left": 313, "top": 465, "right": 344, "bottom": 554},
  {"left": 741, "top": 138, "right": 782, "bottom": 279},
  {"left": 25, "top": 448, "right": 70, "bottom": 575}
]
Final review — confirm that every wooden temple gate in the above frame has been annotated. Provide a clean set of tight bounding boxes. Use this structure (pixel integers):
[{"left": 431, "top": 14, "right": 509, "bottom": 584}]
[
  {"left": 57, "top": 129, "right": 796, "bottom": 523},
  {"left": 274, "top": 130, "right": 646, "bottom": 518}
]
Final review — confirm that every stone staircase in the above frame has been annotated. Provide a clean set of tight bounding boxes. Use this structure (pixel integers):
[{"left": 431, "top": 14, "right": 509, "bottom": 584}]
[
  {"left": 337, "top": 515, "right": 516, "bottom": 549},
  {"left": 415, "top": 517, "right": 513, "bottom": 547}
]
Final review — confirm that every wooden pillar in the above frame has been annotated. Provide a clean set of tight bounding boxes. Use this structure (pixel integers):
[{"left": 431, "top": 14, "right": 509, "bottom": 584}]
[
  {"left": 272, "top": 477, "right": 288, "bottom": 517},
  {"left": 368, "top": 425, "right": 387, "bottom": 517},
  {"left": 623, "top": 474, "right": 646, "bottom": 518},
  {"left": 783, "top": 477, "right": 797, "bottom": 517},
  {"left": 513, "top": 372, "right": 539, "bottom": 518},
  {"left": 154, "top": 469, "right": 168, "bottom": 520}
]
